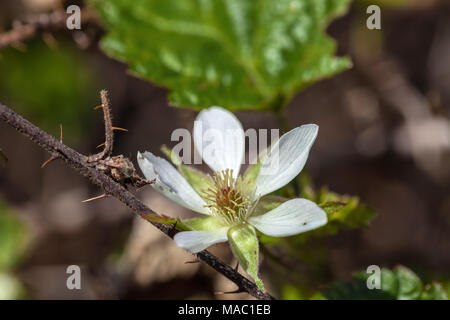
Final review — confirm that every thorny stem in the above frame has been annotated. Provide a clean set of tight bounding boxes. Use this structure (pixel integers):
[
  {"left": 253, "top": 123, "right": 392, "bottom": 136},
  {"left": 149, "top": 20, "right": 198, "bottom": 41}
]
[
  {"left": 87, "top": 90, "right": 114, "bottom": 162},
  {"left": 0, "top": 100, "right": 275, "bottom": 300}
]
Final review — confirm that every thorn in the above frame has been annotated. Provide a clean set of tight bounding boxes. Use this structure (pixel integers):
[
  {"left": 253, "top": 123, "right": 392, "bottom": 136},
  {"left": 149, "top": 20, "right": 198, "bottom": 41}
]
[
  {"left": 96, "top": 142, "right": 106, "bottom": 149},
  {"left": 82, "top": 194, "right": 108, "bottom": 203},
  {"left": 41, "top": 125, "right": 63, "bottom": 168},
  {"left": 42, "top": 32, "right": 58, "bottom": 49},
  {"left": 234, "top": 261, "right": 240, "bottom": 272},
  {"left": 112, "top": 126, "right": 128, "bottom": 132},
  {"left": 59, "top": 124, "right": 63, "bottom": 142},
  {"left": 41, "top": 156, "right": 57, "bottom": 168},
  {"left": 215, "top": 288, "right": 244, "bottom": 295},
  {"left": 184, "top": 259, "right": 200, "bottom": 264},
  {"left": 94, "top": 104, "right": 104, "bottom": 110}
]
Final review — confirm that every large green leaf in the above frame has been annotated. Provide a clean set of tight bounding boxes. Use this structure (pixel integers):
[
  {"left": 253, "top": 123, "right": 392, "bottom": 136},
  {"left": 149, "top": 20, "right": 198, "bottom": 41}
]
[{"left": 90, "top": 0, "right": 351, "bottom": 111}]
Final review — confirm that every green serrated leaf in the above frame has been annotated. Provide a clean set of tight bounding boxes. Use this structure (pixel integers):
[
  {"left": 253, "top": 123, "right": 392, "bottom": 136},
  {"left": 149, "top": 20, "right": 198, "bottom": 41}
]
[
  {"left": 228, "top": 224, "right": 265, "bottom": 292},
  {"left": 90, "top": 0, "right": 351, "bottom": 111}
]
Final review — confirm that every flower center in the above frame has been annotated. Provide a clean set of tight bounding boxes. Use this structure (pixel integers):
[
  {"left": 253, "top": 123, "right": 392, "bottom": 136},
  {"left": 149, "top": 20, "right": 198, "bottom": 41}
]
[{"left": 203, "top": 169, "right": 251, "bottom": 225}]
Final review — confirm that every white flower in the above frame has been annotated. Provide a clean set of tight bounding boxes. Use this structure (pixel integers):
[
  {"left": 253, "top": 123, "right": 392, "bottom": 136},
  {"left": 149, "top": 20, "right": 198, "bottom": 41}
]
[{"left": 137, "top": 106, "right": 327, "bottom": 290}]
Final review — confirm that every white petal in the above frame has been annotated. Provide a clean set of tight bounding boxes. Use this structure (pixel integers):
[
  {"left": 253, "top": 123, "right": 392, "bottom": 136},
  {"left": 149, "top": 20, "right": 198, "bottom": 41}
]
[
  {"left": 193, "top": 107, "right": 244, "bottom": 178},
  {"left": 137, "top": 151, "right": 209, "bottom": 214},
  {"left": 254, "top": 124, "right": 318, "bottom": 197},
  {"left": 249, "top": 198, "right": 327, "bottom": 237},
  {"left": 174, "top": 228, "right": 229, "bottom": 253}
]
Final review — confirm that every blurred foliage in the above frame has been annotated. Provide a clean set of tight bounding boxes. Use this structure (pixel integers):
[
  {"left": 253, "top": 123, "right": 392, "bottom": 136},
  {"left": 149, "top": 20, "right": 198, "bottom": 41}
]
[
  {"left": 0, "top": 40, "right": 98, "bottom": 144},
  {"left": 0, "top": 201, "right": 27, "bottom": 270},
  {"left": 322, "top": 266, "right": 448, "bottom": 300},
  {"left": 0, "top": 272, "right": 26, "bottom": 300},
  {"left": 90, "top": 0, "right": 351, "bottom": 111},
  {"left": 356, "top": 0, "right": 417, "bottom": 9},
  {"left": 0, "top": 200, "right": 27, "bottom": 300}
]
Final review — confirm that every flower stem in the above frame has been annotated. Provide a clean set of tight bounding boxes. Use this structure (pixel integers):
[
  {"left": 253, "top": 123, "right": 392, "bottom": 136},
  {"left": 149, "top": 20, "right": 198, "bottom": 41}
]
[{"left": 271, "top": 93, "right": 291, "bottom": 133}]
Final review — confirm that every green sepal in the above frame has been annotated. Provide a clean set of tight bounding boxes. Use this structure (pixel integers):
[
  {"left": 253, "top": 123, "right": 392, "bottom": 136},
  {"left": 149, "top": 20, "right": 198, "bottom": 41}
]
[
  {"left": 242, "top": 161, "right": 261, "bottom": 191},
  {"left": 227, "top": 224, "right": 265, "bottom": 292},
  {"left": 161, "top": 145, "right": 213, "bottom": 195},
  {"left": 178, "top": 216, "right": 227, "bottom": 231},
  {"left": 251, "top": 195, "right": 287, "bottom": 217}
]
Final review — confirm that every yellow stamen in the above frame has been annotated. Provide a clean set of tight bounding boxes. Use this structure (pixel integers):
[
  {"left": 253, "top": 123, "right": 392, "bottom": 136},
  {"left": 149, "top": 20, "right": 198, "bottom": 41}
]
[{"left": 202, "top": 169, "right": 252, "bottom": 225}]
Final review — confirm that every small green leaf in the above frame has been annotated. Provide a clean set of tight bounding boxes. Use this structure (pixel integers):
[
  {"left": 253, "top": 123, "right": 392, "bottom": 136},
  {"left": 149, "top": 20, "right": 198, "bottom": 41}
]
[
  {"left": 90, "top": 0, "right": 351, "bottom": 111},
  {"left": 141, "top": 212, "right": 176, "bottom": 225},
  {"left": 394, "top": 266, "right": 422, "bottom": 300},
  {"left": 161, "top": 145, "right": 213, "bottom": 195},
  {"left": 228, "top": 224, "right": 265, "bottom": 292},
  {"left": 319, "top": 201, "right": 346, "bottom": 216},
  {"left": 252, "top": 195, "right": 287, "bottom": 216}
]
